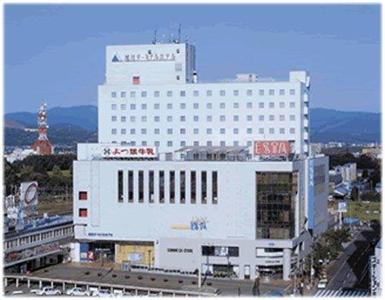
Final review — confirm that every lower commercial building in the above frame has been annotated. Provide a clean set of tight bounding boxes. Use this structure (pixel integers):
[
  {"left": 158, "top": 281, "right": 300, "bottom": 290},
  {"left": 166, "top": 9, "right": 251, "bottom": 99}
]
[{"left": 72, "top": 144, "right": 328, "bottom": 281}]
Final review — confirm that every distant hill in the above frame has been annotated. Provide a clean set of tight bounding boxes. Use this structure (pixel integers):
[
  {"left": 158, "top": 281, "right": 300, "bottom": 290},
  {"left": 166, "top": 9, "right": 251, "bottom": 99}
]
[
  {"left": 5, "top": 105, "right": 97, "bottom": 131},
  {"left": 4, "top": 105, "right": 381, "bottom": 146}
]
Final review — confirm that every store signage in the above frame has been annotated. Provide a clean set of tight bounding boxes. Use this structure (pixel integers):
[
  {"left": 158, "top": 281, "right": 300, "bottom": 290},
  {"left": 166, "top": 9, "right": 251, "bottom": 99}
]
[
  {"left": 102, "top": 146, "right": 157, "bottom": 159},
  {"left": 167, "top": 248, "right": 193, "bottom": 253},
  {"left": 112, "top": 53, "right": 176, "bottom": 63},
  {"left": 5, "top": 242, "right": 60, "bottom": 264},
  {"left": 254, "top": 141, "right": 290, "bottom": 156},
  {"left": 88, "top": 232, "right": 113, "bottom": 237},
  {"left": 171, "top": 217, "right": 209, "bottom": 231}
]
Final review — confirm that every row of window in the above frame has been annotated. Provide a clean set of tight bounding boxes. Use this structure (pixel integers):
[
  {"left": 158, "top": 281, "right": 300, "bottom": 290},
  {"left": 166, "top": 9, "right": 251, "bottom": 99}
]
[
  {"left": 111, "top": 127, "right": 297, "bottom": 135},
  {"left": 111, "top": 88, "right": 296, "bottom": 99},
  {"left": 111, "top": 101, "right": 296, "bottom": 111},
  {"left": 4, "top": 226, "right": 74, "bottom": 250},
  {"left": 111, "top": 114, "right": 297, "bottom": 123},
  {"left": 113, "top": 170, "right": 219, "bottom": 205}
]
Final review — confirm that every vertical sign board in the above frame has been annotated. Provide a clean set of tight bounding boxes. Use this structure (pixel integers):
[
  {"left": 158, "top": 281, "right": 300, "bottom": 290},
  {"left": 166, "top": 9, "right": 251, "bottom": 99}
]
[
  {"left": 337, "top": 201, "right": 348, "bottom": 213},
  {"left": 254, "top": 141, "right": 291, "bottom": 156},
  {"left": 308, "top": 159, "right": 315, "bottom": 230}
]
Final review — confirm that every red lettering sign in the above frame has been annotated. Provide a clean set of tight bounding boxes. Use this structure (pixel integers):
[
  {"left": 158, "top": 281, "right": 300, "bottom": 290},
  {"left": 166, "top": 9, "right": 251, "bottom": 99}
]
[{"left": 254, "top": 141, "right": 290, "bottom": 156}]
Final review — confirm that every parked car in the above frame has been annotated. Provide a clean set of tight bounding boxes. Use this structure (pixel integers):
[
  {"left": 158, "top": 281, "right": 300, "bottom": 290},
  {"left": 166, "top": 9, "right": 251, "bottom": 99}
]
[
  {"left": 95, "top": 289, "right": 113, "bottom": 297},
  {"left": 34, "top": 286, "right": 62, "bottom": 295},
  {"left": 66, "top": 287, "right": 91, "bottom": 296},
  {"left": 317, "top": 279, "right": 328, "bottom": 289}
]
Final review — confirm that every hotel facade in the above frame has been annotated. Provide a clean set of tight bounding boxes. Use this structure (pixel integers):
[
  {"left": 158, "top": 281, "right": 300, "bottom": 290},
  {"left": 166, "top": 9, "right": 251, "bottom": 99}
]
[{"left": 72, "top": 42, "right": 329, "bottom": 281}]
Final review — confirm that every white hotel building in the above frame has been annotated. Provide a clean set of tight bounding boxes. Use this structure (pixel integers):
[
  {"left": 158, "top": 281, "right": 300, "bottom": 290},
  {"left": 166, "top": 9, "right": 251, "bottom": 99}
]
[{"left": 72, "top": 42, "right": 329, "bottom": 281}]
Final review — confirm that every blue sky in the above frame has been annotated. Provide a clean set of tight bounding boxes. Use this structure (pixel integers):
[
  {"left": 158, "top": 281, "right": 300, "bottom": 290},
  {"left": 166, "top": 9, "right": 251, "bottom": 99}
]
[{"left": 4, "top": 4, "right": 381, "bottom": 113}]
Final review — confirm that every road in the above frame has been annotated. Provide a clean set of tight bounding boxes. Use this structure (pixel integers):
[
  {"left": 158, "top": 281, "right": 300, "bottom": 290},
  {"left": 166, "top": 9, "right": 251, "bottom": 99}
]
[
  {"left": 326, "top": 226, "right": 380, "bottom": 291},
  {"left": 4, "top": 263, "right": 290, "bottom": 296}
]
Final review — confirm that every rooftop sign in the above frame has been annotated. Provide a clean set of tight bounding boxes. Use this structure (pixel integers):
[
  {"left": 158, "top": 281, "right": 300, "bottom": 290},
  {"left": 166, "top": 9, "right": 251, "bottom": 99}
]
[
  {"left": 254, "top": 141, "right": 291, "bottom": 156},
  {"left": 102, "top": 146, "right": 157, "bottom": 158},
  {"left": 112, "top": 53, "right": 176, "bottom": 63}
]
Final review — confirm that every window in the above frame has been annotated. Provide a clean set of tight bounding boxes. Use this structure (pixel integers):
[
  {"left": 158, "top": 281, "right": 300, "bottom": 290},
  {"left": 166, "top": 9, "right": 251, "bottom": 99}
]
[
  {"left": 290, "top": 115, "right": 295, "bottom": 121},
  {"left": 111, "top": 116, "right": 117, "bottom": 122},
  {"left": 111, "top": 92, "right": 117, "bottom": 98},
  {"left": 167, "top": 128, "right": 173, "bottom": 134},
  {"left": 130, "top": 104, "right": 136, "bottom": 110},
  {"left": 159, "top": 171, "right": 165, "bottom": 203},
  {"left": 259, "top": 115, "right": 265, "bottom": 121},
  {"left": 180, "top": 141, "right": 186, "bottom": 147},
  {"left": 141, "top": 103, "right": 147, "bottom": 110},
  {"left": 194, "top": 128, "right": 199, "bottom": 134},
  {"left": 247, "top": 89, "right": 253, "bottom": 96},
  {"left": 155, "top": 141, "right": 160, "bottom": 147},
  {"left": 280, "top": 128, "right": 285, "bottom": 134},
  {"left": 290, "top": 89, "right": 295, "bottom": 95},
  {"left": 111, "top": 129, "right": 117, "bottom": 135},
  {"left": 132, "top": 76, "right": 140, "bottom": 85},
  {"left": 279, "top": 89, "right": 285, "bottom": 95},
  {"left": 180, "top": 128, "right": 186, "bottom": 134},
  {"left": 207, "top": 103, "right": 212, "bottom": 109},
  {"left": 130, "top": 116, "right": 136, "bottom": 122},
  {"left": 269, "top": 89, "right": 275, "bottom": 96},
  {"left": 121, "top": 92, "right": 126, "bottom": 98},
  {"left": 180, "top": 115, "right": 186, "bottom": 122},
  {"left": 220, "top": 90, "right": 226, "bottom": 96},
  {"left": 149, "top": 171, "right": 154, "bottom": 203},
  {"left": 207, "top": 90, "right": 212, "bottom": 96},
  {"left": 130, "top": 128, "right": 135, "bottom": 134},
  {"left": 233, "top": 115, "right": 239, "bottom": 122},
  {"left": 259, "top": 89, "right": 265, "bottom": 96},
  {"left": 290, "top": 102, "right": 295, "bottom": 108},
  {"left": 191, "top": 171, "right": 196, "bottom": 204},
  {"left": 269, "top": 102, "right": 275, "bottom": 108},
  {"left": 247, "top": 141, "right": 252, "bottom": 147},
  {"left": 207, "top": 115, "right": 212, "bottom": 122},
  {"left": 154, "top": 91, "right": 160, "bottom": 97},
  {"left": 79, "top": 209, "right": 88, "bottom": 218},
  {"left": 121, "top": 129, "right": 126, "bottom": 134},
  {"left": 220, "top": 115, "right": 226, "bottom": 122},
  {"left": 118, "top": 170, "right": 124, "bottom": 202},
  {"left": 128, "top": 171, "right": 134, "bottom": 202},
  {"left": 220, "top": 128, "right": 226, "bottom": 134},
  {"left": 290, "top": 128, "right": 296, "bottom": 134},
  {"left": 142, "top": 141, "right": 147, "bottom": 146},
  {"left": 194, "top": 116, "right": 199, "bottom": 122},
  {"left": 141, "top": 91, "right": 147, "bottom": 97},
  {"left": 233, "top": 128, "right": 239, "bottom": 134},
  {"left": 130, "top": 91, "right": 136, "bottom": 98},
  {"left": 111, "top": 104, "right": 117, "bottom": 110},
  {"left": 138, "top": 171, "right": 144, "bottom": 203},
  {"left": 201, "top": 171, "right": 207, "bottom": 204},
  {"left": 141, "top": 116, "right": 147, "bottom": 122},
  {"left": 193, "top": 90, "right": 199, "bottom": 97},
  {"left": 79, "top": 191, "right": 87, "bottom": 200},
  {"left": 207, "top": 141, "right": 212, "bottom": 147},
  {"left": 194, "top": 141, "right": 199, "bottom": 146},
  {"left": 269, "top": 115, "right": 274, "bottom": 121},
  {"left": 207, "top": 128, "right": 212, "bottom": 134},
  {"left": 247, "top": 128, "right": 252, "bottom": 134},
  {"left": 212, "top": 171, "right": 218, "bottom": 204},
  {"left": 279, "top": 102, "right": 285, "bottom": 108},
  {"left": 233, "top": 90, "right": 239, "bottom": 96},
  {"left": 247, "top": 115, "right": 253, "bottom": 121},
  {"left": 141, "top": 128, "right": 147, "bottom": 134},
  {"left": 220, "top": 102, "right": 226, "bottom": 109},
  {"left": 247, "top": 102, "right": 252, "bottom": 108},
  {"left": 233, "top": 102, "right": 239, "bottom": 109},
  {"left": 120, "top": 104, "right": 126, "bottom": 110},
  {"left": 167, "top": 141, "right": 173, "bottom": 147},
  {"left": 269, "top": 128, "right": 275, "bottom": 134},
  {"left": 180, "top": 90, "right": 186, "bottom": 97},
  {"left": 154, "top": 128, "right": 160, "bottom": 134},
  {"left": 259, "top": 102, "right": 264, "bottom": 109},
  {"left": 180, "top": 103, "right": 186, "bottom": 109},
  {"left": 193, "top": 103, "right": 199, "bottom": 109},
  {"left": 167, "top": 116, "right": 173, "bottom": 122},
  {"left": 180, "top": 171, "right": 186, "bottom": 203},
  {"left": 167, "top": 91, "right": 173, "bottom": 97},
  {"left": 154, "top": 116, "right": 160, "bottom": 122},
  {"left": 170, "top": 171, "right": 175, "bottom": 203},
  {"left": 279, "top": 115, "right": 285, "bottom": 121}
]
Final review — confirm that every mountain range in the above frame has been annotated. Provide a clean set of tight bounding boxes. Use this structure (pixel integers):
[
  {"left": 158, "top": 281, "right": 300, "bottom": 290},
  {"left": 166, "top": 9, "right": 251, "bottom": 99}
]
[{"left": 4, "top": 105, "right": 381, "bottom": 146}]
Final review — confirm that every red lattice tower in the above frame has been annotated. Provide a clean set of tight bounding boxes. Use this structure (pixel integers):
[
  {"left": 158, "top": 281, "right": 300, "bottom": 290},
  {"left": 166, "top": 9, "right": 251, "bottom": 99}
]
[{"left": 31, "top": 102, "right": 53, "bottom": 155}]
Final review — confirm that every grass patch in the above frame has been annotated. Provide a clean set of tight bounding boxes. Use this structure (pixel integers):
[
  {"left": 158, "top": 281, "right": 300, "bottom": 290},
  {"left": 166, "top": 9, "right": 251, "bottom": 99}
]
[{"left": 346, "top": 201, "right": 381, "bottom": 222}]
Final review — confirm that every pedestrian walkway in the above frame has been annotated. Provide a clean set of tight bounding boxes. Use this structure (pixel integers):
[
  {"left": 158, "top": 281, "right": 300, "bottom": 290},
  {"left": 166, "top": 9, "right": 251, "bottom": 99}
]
[{"left": 315, "top": 289, "right": 369, "bottom": 297}]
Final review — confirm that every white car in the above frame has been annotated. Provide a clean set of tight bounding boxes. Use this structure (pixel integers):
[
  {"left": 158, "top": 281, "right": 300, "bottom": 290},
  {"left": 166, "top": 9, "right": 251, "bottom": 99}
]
[
  {"left": 317, "top": 279, "right": 328, "bottom": 289},
  {"left": 66, "top": 287, "right": 91, "bottom": 296},
  {"left": 34, "top": 286, "right": 62, "bottom": 295},
  {"left": 95, "top": 289, "right": 113, "bottom": 297}
]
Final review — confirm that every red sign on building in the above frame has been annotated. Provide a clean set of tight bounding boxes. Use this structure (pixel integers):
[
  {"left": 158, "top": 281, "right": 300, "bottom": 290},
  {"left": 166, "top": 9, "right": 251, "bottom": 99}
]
[{"left": 254, "top": 141, "right": 291, "bottom": 156}]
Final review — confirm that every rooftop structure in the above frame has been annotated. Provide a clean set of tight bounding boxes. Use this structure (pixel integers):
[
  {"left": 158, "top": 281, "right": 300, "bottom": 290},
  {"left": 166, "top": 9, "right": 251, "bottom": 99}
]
[{"left": 31, "top": 102, "right": 53, "bottom": 155}]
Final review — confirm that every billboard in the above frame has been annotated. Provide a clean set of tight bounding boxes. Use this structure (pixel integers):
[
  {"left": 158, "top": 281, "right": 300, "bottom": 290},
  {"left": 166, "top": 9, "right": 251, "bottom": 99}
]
[
  {"left": 102, "top": 146, "right": 157, "bottom": 159},
  {"left": 254, "top": 141, "right": 291, "bottom": 156},
  {"left": 20, "top": 181, "right": 38, "bottom": 206}
]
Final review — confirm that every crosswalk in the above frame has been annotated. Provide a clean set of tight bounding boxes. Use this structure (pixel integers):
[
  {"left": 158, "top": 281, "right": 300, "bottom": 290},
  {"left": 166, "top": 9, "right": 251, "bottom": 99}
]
[{"left": 315, "top": 289, "right": 370, "bottom": 297}]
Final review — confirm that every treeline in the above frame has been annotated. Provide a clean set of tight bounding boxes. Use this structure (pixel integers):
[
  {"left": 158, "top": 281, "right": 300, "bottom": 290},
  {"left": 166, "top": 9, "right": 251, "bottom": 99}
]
[{"left": 4, "top": 154, "right": 76, "bottom": 196}]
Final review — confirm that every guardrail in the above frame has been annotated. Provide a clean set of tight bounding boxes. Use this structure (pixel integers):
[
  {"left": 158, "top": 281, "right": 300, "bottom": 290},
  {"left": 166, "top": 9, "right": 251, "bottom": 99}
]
[{"left": 3, "top": 274, "right": 217, "bottom": 297}]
